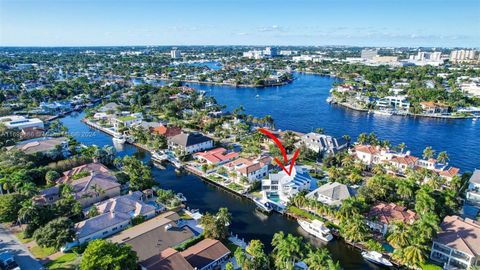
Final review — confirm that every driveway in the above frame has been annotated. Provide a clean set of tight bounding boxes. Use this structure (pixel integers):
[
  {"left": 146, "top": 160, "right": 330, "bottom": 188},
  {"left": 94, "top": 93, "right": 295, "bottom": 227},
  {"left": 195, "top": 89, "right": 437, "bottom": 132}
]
[{"left": 0, "top": 225, "right": 43, "bottom": 270}]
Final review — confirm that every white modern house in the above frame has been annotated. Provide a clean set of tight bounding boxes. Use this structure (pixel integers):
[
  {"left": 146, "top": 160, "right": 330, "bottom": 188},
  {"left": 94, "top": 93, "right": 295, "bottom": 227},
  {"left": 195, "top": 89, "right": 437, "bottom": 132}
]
[
  {"left": 111, "top": 113, "right": 143, "bottom": 131},
  {"left": 466, "top": 169, "right": 480, "bottom": 206},
  {"left": 296, "top": 132, "right": 349, "bottom": 157},
  {"left": 306, "top": 182, "right": 356, "bottom": 207},
  {"left": 168, "top": 133, "right": 213, "bottom": 155},
  {"left": 262, "top": 166, "right": 314, "bottom": 207},
  {"left": 430, "top": 215, "right": 480, "bottom": 269},
  {"left": 0, "top": 115, "right": 44, "bottom": 129}
]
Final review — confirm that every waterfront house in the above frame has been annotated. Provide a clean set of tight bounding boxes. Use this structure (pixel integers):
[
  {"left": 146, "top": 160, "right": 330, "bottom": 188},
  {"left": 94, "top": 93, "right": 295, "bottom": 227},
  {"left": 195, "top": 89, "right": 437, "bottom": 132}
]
[
  {"left": 0, "top": 115, "right": 44, "bottom": 130},
  {"left": 153, "top": 124, "right": 182, "bottom": 138},
  {"left": 193, "top": 147, "right": 239, "bottom": 166},
  {"left": 40, "top": 101, "right": 72, "bottom": 113},
  {"left": 466, "top": 169, "right": 480, "bottom": 206},
  {"left": 420, "top": 101, "right": 449, "bottom": 114},
  {"left": 376, "top": 95, "right": 410, "bottom": 111},
  {"left": 223, "top": 156, "right": 271, "bottom": 183},
  {"left": 438, "top": 167, "right": 461, "bottom": 181},
  {"left": 168, "top": 133, "right": 213, "bottom": 155},
  {"left": 351, "top": 145, "right": 395, "bottom": 167},
  {"left": 7, "top": 137, "right": 68, "bottom": 157},
  {"left": 140, "top": 239, "right": 230, "bottom": 270},
  {"left": 367, "top": 202, "right": 417, "bottom": 235},
  {"left": 111, "top": 113, "right": 143, "bottom": 131},
  {"left": 388, "top": 155, "right": 419, "bottom": 175},
  {"left": 55, "top": 162, "right": 112, "bottom": 184},
  {"left": 295, "top": 132, "right": 349, "bottom": 158},
  {"left": 430, "top": 215, "right": 480, "bottom": 269},
  {"left": 306, "top": 182, "right": 356, "bottom": 207},
  {"left": 66, "top": 191, "right": 157, "bottom": 249},
  {"left": 110, "top": 211, "right": 195, "bottom": 266},
  {"left": 262, "top": 166, "right": 314, "bottom": 206},
  {"left": 35, "top": 166, "right": 120, "bottom": 207}
]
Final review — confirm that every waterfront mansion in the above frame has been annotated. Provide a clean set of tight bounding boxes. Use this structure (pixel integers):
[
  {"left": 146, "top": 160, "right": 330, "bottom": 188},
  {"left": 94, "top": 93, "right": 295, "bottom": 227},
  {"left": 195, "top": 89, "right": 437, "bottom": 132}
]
[
  {"left": 262, "top": 166, "right": 314, "bottom": 206},
  {"left": 168, "top": 132, "right": 213, "bottom": 155}
]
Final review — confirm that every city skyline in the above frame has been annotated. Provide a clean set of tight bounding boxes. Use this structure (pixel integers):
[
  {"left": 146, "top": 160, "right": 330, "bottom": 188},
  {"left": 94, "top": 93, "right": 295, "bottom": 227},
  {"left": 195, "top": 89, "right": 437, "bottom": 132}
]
[{"left": 1, "top": 0, "right": 479, "bottom": 47}]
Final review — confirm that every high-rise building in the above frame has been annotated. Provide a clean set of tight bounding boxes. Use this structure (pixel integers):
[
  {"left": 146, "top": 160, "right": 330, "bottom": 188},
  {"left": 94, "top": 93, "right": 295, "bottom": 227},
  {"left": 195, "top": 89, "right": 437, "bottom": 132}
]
[
  {"left": 361, "top": 49, "right": 379, "bottom": 60},
  {"left": 450, "top": 50, "right": 477, "bottom": 62},
  {"left": 263, "top": 47, "right": 278, "bottom": 57},
  {"left": 170, "top": 48, "right": 181, "bottom": 59}
]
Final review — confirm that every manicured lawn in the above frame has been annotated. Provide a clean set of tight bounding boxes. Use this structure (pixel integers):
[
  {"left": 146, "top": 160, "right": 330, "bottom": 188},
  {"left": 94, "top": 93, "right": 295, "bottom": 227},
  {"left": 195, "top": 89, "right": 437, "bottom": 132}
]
[
  {"left": 45, "top": 253, "right": 79, "bottom": 270},
  {"left": 15, "top": 232, "right": 33, "bottom": 244},
  {"left": 227, "top": 183, "right": 244, "bottom": 192},
  {"left": 288, "top": 206, "right": 320, "bottom": 221},
  {"left": 421, "top": 263, "right": 442, "bottom": 270},
  {"left": 29, "top": 245, "right": 56, "bottom": 258},
  {"left": 178, "top": 210, "right": 193, "bottom": 220}
]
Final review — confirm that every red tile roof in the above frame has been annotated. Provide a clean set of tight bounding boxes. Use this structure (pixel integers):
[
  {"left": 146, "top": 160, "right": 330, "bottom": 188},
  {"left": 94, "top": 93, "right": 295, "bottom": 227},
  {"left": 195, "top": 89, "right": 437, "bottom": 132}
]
[
  {"left": 391, "top": 155, "right": 419, "bottom": 165},
  {"left": 439, "top": 167, "right": 460, "bottom": 178},
  {"left": 368, "top": 202, "right": 417, "bottom": 225},
  {"left": 193, "top": 148, "right": 239, "bottom": 164},
  {"left": 153, "top": 125, "right": 182, "bottom": 138},
  {"left": 354, "top": 145, "right": 380, "bottom": 155},
  {"left": 181, "top": 239, "right": 230, "bottom": 269}
]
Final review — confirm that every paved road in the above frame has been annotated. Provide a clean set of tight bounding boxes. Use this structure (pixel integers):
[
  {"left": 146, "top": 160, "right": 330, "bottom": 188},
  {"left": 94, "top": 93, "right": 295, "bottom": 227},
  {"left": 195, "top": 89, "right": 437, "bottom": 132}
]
[{"left": 0, "top": 225, "right": 43, "bottom": 270}]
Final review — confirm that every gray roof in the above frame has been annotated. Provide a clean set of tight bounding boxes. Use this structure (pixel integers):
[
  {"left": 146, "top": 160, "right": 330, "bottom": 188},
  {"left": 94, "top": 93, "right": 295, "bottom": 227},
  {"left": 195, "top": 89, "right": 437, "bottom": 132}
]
[
  {"left": 169, "top": 133, "right": 212, "bottom": 147},
  {"left": 75, "top": 192, "right": 155, "bottom": 239},
  {"left": 307, "top": 182, "right": 355, "bottom": 202},
  {"left": 470, "top": 169, "right": 480, "bottom": 185},
  {"left": 8, "top": 137, "right": 67, "bottom": 154}
]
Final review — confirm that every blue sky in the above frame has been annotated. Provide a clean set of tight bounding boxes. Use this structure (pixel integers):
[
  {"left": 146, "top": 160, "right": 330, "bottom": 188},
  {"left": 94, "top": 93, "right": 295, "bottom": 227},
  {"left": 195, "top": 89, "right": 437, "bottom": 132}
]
[{"left": 1, "top": 0, "right": 479, "bottom": 47}]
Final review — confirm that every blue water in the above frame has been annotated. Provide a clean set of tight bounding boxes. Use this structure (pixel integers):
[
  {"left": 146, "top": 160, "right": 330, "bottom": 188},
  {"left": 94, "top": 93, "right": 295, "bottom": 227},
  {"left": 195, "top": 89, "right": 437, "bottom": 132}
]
[
  {"left": 186, "top": 73, "right": 480, "bottom": 172},
  {"left": 60, "top": 112, "right": 379, "bottom": 270}
]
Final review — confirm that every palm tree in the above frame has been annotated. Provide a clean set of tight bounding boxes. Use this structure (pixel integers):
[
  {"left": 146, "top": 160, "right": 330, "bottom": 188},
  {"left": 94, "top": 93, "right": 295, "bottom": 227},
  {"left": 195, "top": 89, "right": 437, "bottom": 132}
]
[
  {"left": 18, "top": 182, "right": 37, "bottom": 197},
  {"left": 398, "top": 142, "right": 407, "bottom": 153},
  {"left": 216, "top": 207, "right": 231, "bottom": 227},
  {"left": 304, "top": 248, "right": 331, "bottom": 270},
  {"left": 394, "top": 239, "right": 428, "bottom": 268},
  {"left": 396, "top": 180, "right": 414, "bottom": 202},
  {"left": 271, "top": 232, "right": 303, "bottom": 269},
  {"left": 422, "top": 146, "right": 435, "bottom": 160},
  {"left": 414, "top": 212, "right": 440, "bottom": 242},
  {"left": 387, "top": 221, "right": 411, "bottom": 249},
  {"left": 357, "top": 133, "right": 368, "bottom": 145},
  {"left": 340, "top": 213, "right": 369, "bottom": 242},
  {"left": 437, "top": 151, "right": 449, "bottom": 164}
]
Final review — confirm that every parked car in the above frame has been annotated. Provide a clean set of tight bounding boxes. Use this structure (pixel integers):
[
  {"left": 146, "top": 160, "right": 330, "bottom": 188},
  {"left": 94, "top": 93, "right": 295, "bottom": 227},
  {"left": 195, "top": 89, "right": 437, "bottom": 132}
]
[{"left": 0, "top": 252, "right": 20, "bottom": 270}]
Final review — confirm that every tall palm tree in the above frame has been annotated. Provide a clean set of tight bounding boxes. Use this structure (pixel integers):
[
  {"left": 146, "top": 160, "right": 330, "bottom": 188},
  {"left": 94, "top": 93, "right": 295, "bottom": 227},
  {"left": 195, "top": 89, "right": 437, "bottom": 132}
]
[
  {"left": 304, "top": 248, "right": 330, "bottom": 270},
  {"left": 437, "top": 151, "right": 449, "bottom": 164},
  {"left": 340, "top": 213, "right": 369, "bottom": 242},
  {"left": 387, "top": 221, "right": 411, "bottom": 249},
  {"left": 398, "top": 142, "right": 407, "bottom": 153},
  {"left": 422, "top": 146, "right": 435, "bottom": 160}
]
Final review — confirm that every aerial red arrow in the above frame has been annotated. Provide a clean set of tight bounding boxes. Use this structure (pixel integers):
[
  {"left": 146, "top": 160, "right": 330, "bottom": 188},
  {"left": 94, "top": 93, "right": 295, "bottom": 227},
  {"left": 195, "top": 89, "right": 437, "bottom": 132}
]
[{"left": 259, "top": 128, "right": 300, "bottom": 176}]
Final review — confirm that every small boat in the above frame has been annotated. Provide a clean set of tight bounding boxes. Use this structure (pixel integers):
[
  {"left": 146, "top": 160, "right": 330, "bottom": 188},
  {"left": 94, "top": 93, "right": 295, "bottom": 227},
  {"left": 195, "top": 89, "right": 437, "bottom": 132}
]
[
  {"left": 298, "top": 219, "right": 333, "bottom": 242},
  {"left": 373, "top": 110, "right": 393, "bottom": 116},
  {"left": 255, "top": 94, "right": 260, "bottom": 98},
  {"left": 253, "top": 198, "right": 272, "bottom": 214},
  {"left": 326, "top": 97, "right": 333, "bottom": 103},
  {"left": 176, "top": 193, "right": 187, "bottom": 202},
  {"left": 362, "top": 251, "right": 393, "bottom": 267},
  {"left": 112, "top": 135, "right": 126, "bottom": 144}
]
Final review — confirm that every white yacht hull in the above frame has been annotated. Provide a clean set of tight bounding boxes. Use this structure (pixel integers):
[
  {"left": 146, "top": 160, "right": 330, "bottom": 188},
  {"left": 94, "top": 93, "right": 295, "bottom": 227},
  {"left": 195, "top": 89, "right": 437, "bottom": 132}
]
[{"left": 298, "top": 220, "right": 333, "bottom": 242}]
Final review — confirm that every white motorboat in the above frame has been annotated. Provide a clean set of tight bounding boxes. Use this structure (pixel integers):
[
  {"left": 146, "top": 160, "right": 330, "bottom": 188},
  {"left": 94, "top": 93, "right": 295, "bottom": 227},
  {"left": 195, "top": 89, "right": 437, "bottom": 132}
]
[
  {"left": 253, "top": 197, "right": 273, "bottom": 214},
  {"left": 176, "top": 193, "right": 187, "bottom": 202},
  {"left": 362, "top": 251, "right": 393, "bottom": 267},
  {"left": 298, "top": 219, "right": 333, "bottom": 242},
  {"left": 256, "top": 94, "right": 260, "bottom": 98},
  {"left": 112, "top": 135, "right": 126, "bottom": 144},
  {"left": 373, "top": 110, "right": 393, "bottom": 116}
]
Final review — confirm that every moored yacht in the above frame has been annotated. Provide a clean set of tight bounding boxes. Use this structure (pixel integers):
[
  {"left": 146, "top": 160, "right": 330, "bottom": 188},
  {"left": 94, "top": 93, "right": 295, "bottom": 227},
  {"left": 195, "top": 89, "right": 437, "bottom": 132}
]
[
  {"left": 362, "top": 251, "right": 393, "bottom": 267},
  {"left": 298, "top": 219, "right": 333, "bottom": 242},
  {"left": 112, "top": 134, "right": 126, "bottom": 144}
]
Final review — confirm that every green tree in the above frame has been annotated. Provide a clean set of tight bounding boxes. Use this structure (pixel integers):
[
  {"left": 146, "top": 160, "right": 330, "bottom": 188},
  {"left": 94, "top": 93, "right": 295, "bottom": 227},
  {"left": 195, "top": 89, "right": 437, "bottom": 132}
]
[
  {"left": 80, "top": 239, "right": 138, "bottom": 270},
  {"left": 422, "top": 146, "right": 435, "bottom": 160},
  {"left": 121, "top": 156, "right": 154, "bottom": 190},
  {"left": 437, "top": 151, "right": 449, "bottom": 164},
  {"left": 0, "top": 193, "right": 25, "bottom": 223},
  {"left": 245, "top": 240, "right": 270, "bottom": 269},
  {"left": 340, "top": 213, "right": 369, "bottom": 242},
  {"left": 45, "top": 170, "right": 61, "bottom": 186},
  {"left": 33, "top": 217, "right": 74, "bottom": 250},
  {"left": 271, "top": 232, "right": 303, "bottom": 269}
]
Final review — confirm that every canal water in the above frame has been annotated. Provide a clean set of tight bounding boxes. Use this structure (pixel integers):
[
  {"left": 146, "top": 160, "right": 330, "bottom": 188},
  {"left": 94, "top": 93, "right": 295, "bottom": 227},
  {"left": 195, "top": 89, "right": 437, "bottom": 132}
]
[
  {"left": 61, "top": 73, "right": 479, "bottom": 269},
  {"left": 187, "top": 73, "right": 480, "bottom": 172},
  {"left": 61, "top": 112, "right": 380, "bottom": 270}
]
